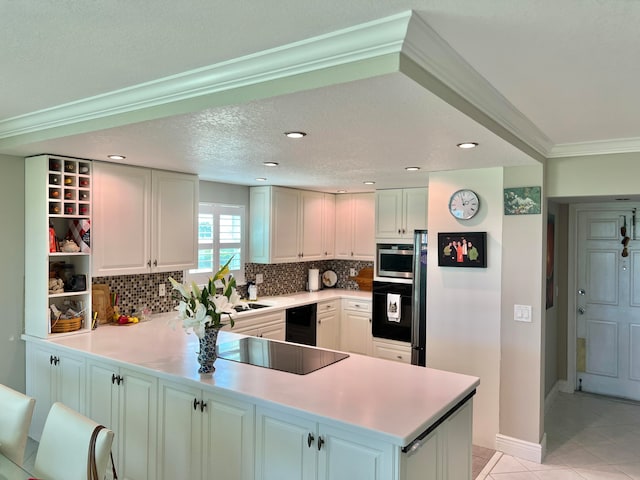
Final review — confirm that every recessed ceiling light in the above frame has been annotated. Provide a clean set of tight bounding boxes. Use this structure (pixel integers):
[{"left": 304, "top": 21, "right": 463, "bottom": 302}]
[
  {"left": 284, "top": 131, "right": 307, "bottom": 138},
  {"left": 256, "top": 177, "right": 267, "bottom": 182},
  {"left": 457, "top": 142, "right": 479, "bottom": 149},
  {"left": 363, "top": 181, "right": 376, "bottom": 185},
  {"left": 108, "top": 154, "right": 126, "bottom": 160},
  {"left": 337, "top": 190, "right": 347, "bottom": 194},
  {"left": 263, "top": 162, "right": 279, "bottom": 167},
  {"left": 405, "top": 167, "right": 421, "bottom": 171}
]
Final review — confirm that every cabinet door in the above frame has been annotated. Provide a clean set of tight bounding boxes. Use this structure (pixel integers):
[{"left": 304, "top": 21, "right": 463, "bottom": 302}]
[
  {"left": 322, "top": 194, "right": 336, "bottom": 258},
  {"left": 341, "top": 311, "right": 372, "bottom": 355},
  {"left": 317, "top": 302, "right": 340, "bottom": 350},
  {"left": 93, "top": 162, "right": 151, "bottom": 276},
  {"left": 203, "top": 393, "right": 255, "bottom": 480},
  {"left": 151, "top": 170, "right": 199, "bottom": 272},
  {"left": 351, "top": 193, "right": 375, "bottom": 260},
  {"left": 256, "top": 407, "right": 316, "bottom": 480},
  {"left": 334, "top": 194, "right": 353, "bottom": 259},
  {"left": 158, "top": 381, "right": 202, "bottom": 480},
  {"left": 57, "top": 352, "right": 85, "bottom": 414},
  {"left": 272, "top": 187, "right": 300, "bottom": 263},
  {"left": 26, "top": 345, "right": 55, "bottom": 440},
  {"left": 375, "top": 189, "right": 403, "bottom": 239},
  {"left": 85, "top": 361, "right": 119, "bottom": 440},
  {"left": 27, "top": 345, "right": 86, "bottom": 441},
  {"left": 403, "top": 188, "right": 428, "bottom": 237},
  {"left": 259, "top": 321, "right": 286, "bottom": 341},
  {"left": 317, "top": 424, "right": 394, "bottom": 480},
  {"left": 300, "top": 190, "right": 324, "bottom": 260},
  {"left": 118, "top": 368, "right": 158, "bottom": 480}
]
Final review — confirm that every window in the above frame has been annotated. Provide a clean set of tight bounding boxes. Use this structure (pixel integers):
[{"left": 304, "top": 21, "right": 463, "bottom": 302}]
[{"left": 186, "top": 203, "right": 246, "bottom": 285}]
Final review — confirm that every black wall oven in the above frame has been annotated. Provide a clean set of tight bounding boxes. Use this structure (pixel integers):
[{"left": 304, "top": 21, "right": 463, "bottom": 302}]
[{"left": 372, "top": 281, "right": 412, "bottom": 343}]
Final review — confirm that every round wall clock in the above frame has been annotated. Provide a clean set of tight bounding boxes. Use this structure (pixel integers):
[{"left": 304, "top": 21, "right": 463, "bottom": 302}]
[{"left": 448, "top": 189, "right": 480, "bottom": 219}]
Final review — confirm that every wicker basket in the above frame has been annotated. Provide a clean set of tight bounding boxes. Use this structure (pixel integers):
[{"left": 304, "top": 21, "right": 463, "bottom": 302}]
[{"left": 51, "top": 317, "right": 83, "bottom": 333}]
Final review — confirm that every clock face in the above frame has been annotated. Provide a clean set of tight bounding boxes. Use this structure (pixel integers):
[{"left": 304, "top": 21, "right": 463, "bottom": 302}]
[{"left": 449, "top": 189, "right": 480, "bottom": 220}]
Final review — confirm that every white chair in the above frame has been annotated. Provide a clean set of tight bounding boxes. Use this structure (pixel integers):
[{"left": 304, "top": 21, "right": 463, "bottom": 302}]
[
  {"left": 33, "top": 402, "right": 115, "bottom": 480},
  {"left": 0, "top": 383, "right": 36, "bottom": 466}
]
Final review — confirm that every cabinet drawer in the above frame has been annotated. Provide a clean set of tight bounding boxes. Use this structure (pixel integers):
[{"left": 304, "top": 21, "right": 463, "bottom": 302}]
[
  {"left": 343, "top": 299, "right": 371, "bottom": 312},
  {"left": 317, "top": 299, "right": 339, "bottom": 314},
  {"left": 372, "top": 340, "right": 411, "bottom": 364}
]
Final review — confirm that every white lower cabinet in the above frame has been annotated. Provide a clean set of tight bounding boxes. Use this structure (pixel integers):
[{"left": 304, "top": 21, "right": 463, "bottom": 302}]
[
  {"left": 372, "top": 338, "right": 412, "bottom": 364},
  {"left": 157, "top": 380, "right": 254, "bottom": 480},
  {"left": 256, "top": 406, "right": 394, "bottom": 480},
  {"left": 25, "top": 343, "right": 85, "bottom": 440},
  {"left": 400, "top": 399, "right": 473, "bottom": 480},
  {"left": 340, "top": 299, "right": 373, "bottom": 355},
  {"left": 85, "top": 359, "right": 158, "bottom": 480},
  {"left": 316, "top": 299, "right": 340, "bottom": 350},
  {"left": 224, "top": 310, "right": 286, "bottom": 341}
]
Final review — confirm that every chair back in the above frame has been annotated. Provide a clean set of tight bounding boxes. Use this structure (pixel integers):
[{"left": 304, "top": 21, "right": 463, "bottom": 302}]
[
  {"left": 0, "top": 384, "right": 36, "bottom": 466},
  {"left": 33, "top": 402, "right": 114, "bottom": 480}
]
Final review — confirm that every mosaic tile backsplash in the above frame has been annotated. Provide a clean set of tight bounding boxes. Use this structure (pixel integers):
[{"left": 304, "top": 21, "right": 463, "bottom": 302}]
[{"left": 92, "top": 260, "right": 372, "bottom": 315}]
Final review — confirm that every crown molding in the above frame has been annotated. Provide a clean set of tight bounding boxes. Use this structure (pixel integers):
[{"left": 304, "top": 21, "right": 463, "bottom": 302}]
[
  {"left": 0, "top": 12, "right": 413, "bottom": 141},
  {"left": 400, "top": 13, "right": 553, "bottom": 159},
  {"left": 548, "top": 137, "right": 640, "bottom": 158}
]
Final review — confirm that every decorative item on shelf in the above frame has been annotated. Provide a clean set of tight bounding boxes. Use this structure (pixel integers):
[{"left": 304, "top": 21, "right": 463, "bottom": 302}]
[
  {"left": 168, "top": 257, "right": 241, "bottom": 374},
  {"left": 60, "top": 239, "right": 80, "bottom": 253}
]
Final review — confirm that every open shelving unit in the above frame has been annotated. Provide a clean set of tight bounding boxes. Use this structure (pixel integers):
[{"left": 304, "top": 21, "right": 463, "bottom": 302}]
[{"left": 25, "top": 155, "right": 92, "bottom": 338}]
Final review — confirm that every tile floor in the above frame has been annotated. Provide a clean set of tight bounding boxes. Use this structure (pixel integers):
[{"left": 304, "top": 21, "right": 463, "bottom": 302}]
[{"left": 478, "top": 392, "right": 640, "bottom": 479}]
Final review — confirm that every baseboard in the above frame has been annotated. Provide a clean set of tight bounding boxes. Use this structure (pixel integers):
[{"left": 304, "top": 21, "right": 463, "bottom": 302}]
[
  {"left": 557, "top": 379, "right": 574, "bottom": 394},
  {"left": 495, "top": 433, "right": 546, "bottom": 464}
]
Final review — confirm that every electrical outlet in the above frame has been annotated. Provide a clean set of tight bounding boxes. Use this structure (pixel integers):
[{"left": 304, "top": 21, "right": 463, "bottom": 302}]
[
  {"left": 349, "top": 268, "right": 357, "bottom": 276},
  {"left": 159, "top": 283, "right": 166, "bottom": 297},
  {"left": 255, "top": 273, "right": 264, "bottom": 284}
]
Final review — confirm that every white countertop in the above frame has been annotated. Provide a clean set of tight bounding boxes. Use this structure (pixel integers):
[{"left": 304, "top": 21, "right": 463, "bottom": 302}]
[{"left": 28, "top": 289, "right": 479, "bottom": 447}]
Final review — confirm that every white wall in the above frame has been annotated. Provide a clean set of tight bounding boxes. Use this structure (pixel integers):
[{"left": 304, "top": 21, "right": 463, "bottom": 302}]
[
  {"left": 0, "top": 154, "right": 25, "bottom": 391},
  {"left": 500, "top": 165, "right": 545, "bottom": 446},
  {"left": 199, "top": 179, "right": 249, "bottom": 206},
  {"left": 546, "top": 152, "right": 640, "bottom": 198},
  {"left": 426, "top": 167, "right": 504, "bottom": 448}
]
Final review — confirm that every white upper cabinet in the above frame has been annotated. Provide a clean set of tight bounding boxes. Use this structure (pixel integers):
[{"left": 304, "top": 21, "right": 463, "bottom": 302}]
[
  {"left": 334, "top": 193, "right": 375, "bottom": 261},
  {"left": 92, "top": 162, "right": 198, "bottom": 276},
  {"left": 375, "top": 188, "right": 428, "bottom": 241},
  {"left": 250, "top": 186, "right": 333, "bottom": 264}
]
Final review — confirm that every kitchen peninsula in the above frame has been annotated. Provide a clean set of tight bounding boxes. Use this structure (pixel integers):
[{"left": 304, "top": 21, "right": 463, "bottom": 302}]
[{"left": 24, "top": 294, "right": 479, "bottom": 480}]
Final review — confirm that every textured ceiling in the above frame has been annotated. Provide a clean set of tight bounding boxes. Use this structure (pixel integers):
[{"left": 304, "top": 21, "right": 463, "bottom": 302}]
[{"left": 2, "top": 1, "right": 639, "bottom": 191}]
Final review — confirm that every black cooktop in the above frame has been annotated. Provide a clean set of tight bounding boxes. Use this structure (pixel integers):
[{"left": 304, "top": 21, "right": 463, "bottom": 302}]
[{"left": 217, "top": 337, "right": 349, "bottom": 375}]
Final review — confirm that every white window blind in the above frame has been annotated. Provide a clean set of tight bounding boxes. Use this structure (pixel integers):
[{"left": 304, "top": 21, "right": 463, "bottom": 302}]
[{"left": 186, "top": 203, "right": 246, "bottom": 285}]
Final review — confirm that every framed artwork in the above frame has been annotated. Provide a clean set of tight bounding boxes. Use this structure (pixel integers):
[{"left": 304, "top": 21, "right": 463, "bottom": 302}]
[
  {"left": 504, "top": 186, "right": 541, "bottom": 215},
  {"left": 437, "top": 232, "right": 487, "bottom": 268}
]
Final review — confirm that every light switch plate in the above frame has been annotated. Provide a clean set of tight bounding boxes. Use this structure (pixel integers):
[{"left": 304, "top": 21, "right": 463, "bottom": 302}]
[
  {"left": 514, "top": 304, "right": 532, "bottom": 322},
  {"left": 255, "top": 273, "right": 264, "bottom": 284}
]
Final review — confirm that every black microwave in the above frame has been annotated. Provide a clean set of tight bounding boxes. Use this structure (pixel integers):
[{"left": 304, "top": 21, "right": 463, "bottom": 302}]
[{"left": 376, "top": 243, "right": 414, "bottom": 279}]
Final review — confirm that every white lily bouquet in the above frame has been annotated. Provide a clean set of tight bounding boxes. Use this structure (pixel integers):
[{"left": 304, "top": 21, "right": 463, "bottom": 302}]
[{"left": 168, "top": 257, "right": 242, "bottom": 338}]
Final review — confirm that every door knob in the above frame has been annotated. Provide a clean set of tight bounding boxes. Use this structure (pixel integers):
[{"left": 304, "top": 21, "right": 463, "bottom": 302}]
[
  {"left": 578, "top": 289, "right": 586, "bottom": 296},
  {"left": 578, "top": 307, "right": 586, "bottom": 315}
]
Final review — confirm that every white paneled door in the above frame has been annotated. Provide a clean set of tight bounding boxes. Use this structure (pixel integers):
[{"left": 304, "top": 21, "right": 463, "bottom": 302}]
[{"left": 577, "top": 209, "right": 640, "bottom": 400}]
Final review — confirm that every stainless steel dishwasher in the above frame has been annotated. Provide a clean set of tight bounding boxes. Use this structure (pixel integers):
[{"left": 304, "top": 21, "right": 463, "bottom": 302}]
[{"left": 285, "top": 303, "right": 317, "bottom": 346}]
